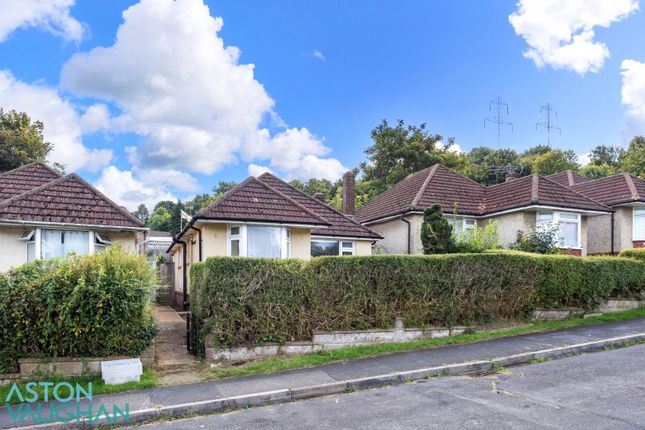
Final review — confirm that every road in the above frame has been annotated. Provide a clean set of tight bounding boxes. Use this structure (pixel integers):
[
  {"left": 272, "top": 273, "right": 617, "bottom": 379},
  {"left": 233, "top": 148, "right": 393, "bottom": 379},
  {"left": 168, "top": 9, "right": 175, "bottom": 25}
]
[{"left": 135, "top": 343, "right": 645, "bottom": 429}]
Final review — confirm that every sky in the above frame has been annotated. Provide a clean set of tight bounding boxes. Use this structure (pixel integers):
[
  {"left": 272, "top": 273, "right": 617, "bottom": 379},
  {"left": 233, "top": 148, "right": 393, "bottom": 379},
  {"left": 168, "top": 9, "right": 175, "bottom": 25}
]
[{"left": 1, "top": 0, "right": 645, "bottom": 210}]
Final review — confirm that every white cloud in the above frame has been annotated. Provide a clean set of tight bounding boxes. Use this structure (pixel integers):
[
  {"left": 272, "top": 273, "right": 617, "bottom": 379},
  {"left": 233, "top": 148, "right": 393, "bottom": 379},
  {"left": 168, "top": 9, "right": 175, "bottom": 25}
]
[
  {"left": 60, "top": 0, "right": 343, "bottom": 179},
  {"left": 311, "top": 50, "right": 326, "bottom": 61},
  {"left": 248, "top": 164, "right": 272, "bottom": 177},
  {"left": 134, "top": 167, "right": 200, "bottom": 193},
  {"left": 621, "top": 59, "right": 645, "bottom": 135},
  {"left": 79, "top": 103, "right": 111, "bottom": 133},
  {"left": 509, "top": 0, "right": 639, "bottom": 75},
  {"left": 0, "top": 0, "right": 84, "bottom": 43},
  {"left": 0, "top": 70, "right": 112, "bottom": 172},
  {"left": 578, "top": 152, "right": 591, "bottom": 166},
  {"left": 94, "top": 165, "right": 177, "bottom": 211}
]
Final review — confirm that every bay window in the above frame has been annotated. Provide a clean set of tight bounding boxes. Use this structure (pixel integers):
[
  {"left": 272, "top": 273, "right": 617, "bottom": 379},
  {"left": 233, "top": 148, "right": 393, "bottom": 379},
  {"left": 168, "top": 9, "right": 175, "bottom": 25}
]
[
  {"left": 634, "top": 208, "right": 645, "bottom": 240},
  {"left": 536, "top": 211, "right": 581, "bottom": 248},
  {"left": 227, "top": 225, "right": 290, "bottom": 258},
  {"left": 19, "top": 229, "right": 112, "bottom": 262},
  {"left": 311, "top": 239, "right": 356, "bottom": 257}
]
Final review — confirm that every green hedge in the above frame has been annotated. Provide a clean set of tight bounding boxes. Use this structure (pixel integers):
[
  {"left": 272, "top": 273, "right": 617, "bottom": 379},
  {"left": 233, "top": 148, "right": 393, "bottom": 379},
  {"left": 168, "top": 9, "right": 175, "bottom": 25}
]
[
  {"left": 0, "top": 246, "right": 158, "bottom": 373},
  {"left": 191, "top": 252, "right": 645, "bottom": 349},
  {"left": 619, "top": 248, "right": 645, "bottom": 261}
]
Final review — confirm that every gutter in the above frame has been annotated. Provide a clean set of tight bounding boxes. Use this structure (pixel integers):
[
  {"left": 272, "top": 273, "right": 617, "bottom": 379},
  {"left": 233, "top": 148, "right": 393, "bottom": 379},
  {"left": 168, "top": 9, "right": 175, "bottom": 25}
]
[{"left": 400, "top": 215, "right": 411, "bottom": 254}]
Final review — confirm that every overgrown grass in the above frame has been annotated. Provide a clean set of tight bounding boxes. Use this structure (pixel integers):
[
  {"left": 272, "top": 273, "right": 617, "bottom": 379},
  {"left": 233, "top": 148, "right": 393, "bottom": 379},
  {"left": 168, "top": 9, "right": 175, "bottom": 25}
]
[
  {"left": 209, "top": 308, "right": 645, "bottom": 380},
  {"left": 0, "top": 367, "right": 157, "bottom": 406}
]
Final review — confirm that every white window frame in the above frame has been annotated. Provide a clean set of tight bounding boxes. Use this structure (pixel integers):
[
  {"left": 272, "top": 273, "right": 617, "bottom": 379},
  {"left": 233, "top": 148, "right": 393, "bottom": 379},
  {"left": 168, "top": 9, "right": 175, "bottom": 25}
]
[
  {"left": 227, "top": 224, "right": 290, "bottom": 258},
  {"left": 634, "top": 207, "right": 645, "bottom": 241},
  {"left": 18, "top": 227, "right": 111, "bottom": 261},
  {"left": 448, "top": 216, "right": 477, "bottom": 237},
  {"left": 536, "top": 211, "right": 582, "bottom": 249},
  {"left": 310, "top": 239, "right": 356, "bottom": 257}
]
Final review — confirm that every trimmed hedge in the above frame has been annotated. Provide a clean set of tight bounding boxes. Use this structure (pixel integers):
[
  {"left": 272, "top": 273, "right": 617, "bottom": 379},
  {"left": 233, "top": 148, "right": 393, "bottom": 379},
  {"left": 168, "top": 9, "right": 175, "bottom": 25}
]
[
  {"left": 0, "top": 246, "right": 158, "bottom": 373},
  {"left": 191, "top": 252, "right": 645, "bottom": 348},
  {"left": 620, "top": 248, "right": 645, "bottom": 262}
]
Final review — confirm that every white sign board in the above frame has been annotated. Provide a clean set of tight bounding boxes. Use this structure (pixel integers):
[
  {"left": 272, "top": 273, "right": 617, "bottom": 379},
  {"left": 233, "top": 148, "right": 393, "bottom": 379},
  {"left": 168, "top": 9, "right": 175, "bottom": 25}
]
[{"left": 101, "top": 358, "right": 143, "bottom": 385}]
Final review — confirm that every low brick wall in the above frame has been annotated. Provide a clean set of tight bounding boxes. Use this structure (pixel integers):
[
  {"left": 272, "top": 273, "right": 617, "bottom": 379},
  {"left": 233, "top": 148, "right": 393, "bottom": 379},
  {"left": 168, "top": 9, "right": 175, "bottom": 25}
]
[
  {"left": 595, "top": 299, "right": 645, "bottom": 313},
  {"left": 0, "top": 373, "right": 20, "bottom": 385},
  {"left": 19, "top": 357, "right": 127, "bottom": 378},
  {"left": 207, "top": 323, "right": 471, "bottom": 362}
]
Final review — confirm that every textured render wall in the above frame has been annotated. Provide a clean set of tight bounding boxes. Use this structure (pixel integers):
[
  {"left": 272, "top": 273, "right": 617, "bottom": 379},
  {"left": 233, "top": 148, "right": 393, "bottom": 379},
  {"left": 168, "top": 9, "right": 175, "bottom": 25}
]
[
  {"left": 355, "top": 240, "right": 373, "bottom": 256},
  {"left": 108, "top": 231, "right": 138, "bottom": 253},
  {"left": 290, "top": 228, "right": 311, "bottom": 260},
  {"left": 367, "top": 217, "right": 413, "bottom": 254},
  {"left": 587, "top": 214, "right": 612, "bottom": 254},
  {"left": 616, "top": 207, "right": 634, "bottom": 251},
  {"left": 483, "top": 211, "right": 534, "bottom": 247},
  {"left": 0, "top": 226, "right": 28, "bottom": 272},
  {"left": 580, "top": 216, "right": 588, "bottom": 256}
]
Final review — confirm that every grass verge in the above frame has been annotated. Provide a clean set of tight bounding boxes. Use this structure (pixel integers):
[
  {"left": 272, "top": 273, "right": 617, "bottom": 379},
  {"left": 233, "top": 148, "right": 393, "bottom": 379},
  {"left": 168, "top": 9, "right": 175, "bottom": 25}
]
[
  {"left": 0, "top": 367, "right": 157, "bottom": 406},
  {"left": 209, "top": 308, "right": 645, "bottom": 380}
]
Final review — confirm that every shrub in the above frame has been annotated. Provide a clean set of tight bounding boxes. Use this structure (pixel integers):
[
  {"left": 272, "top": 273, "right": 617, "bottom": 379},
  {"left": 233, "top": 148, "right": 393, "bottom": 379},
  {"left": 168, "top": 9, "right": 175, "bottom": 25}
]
[
  {"left": 191, "top": 253, "right": 645, "bottom": 349},
  {"left": 420, "top": 204, "right": 455, "bottom": 254},
  {"left": 454, "top": 221, "right": 500, "bottom": 253},
  {"left": 0, "top": 245, "right": 158, "bottom": 372},
  {"left": 619, "top": 248, "right": 645, "bottom": 262},
  {"left": 511, "top": 224, "right": 559, "bottom": 254}
]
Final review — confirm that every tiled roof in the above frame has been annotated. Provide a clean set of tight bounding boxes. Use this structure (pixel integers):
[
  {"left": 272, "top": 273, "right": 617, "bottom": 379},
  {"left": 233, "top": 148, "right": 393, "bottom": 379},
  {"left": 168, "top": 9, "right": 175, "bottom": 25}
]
[
  {"left": 0, "top": 162, "right": 62, "bottom": 201},
  {"left": 356, "top": 164, "right": 611, "bottom": 223},
  {"left": 483, "top": 175, "right": 609, "bottom": 214},
  {"left": 197, "top": 177, "right": 332, "bottom": 227},
  {"left": 355, "top": 165, "right": 487, "bottom": 223},
  {"left": 149, "top": 230, "right": 172, "bottom": 237},
  {"left": 571, "top": 173, "right": 645, "bottom": 206},
  {"left": 257, "top": 173, "right": 381, "bottom": 239},
  {"left": 0, "top": 174, "right": 146, "bottom": 229},
  {"left": 546, "top": 170, "right": 590, "bottom": 187}
]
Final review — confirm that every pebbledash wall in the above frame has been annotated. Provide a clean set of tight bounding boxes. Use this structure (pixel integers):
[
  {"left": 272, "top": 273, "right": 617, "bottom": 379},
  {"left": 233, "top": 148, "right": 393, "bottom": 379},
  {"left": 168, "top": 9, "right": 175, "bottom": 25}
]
[
  {"left": 0, "top": 226, "right": 140, "bottom": 273},
  {"left": 587, "top": 207, "right": 640, "bottom": 255}
]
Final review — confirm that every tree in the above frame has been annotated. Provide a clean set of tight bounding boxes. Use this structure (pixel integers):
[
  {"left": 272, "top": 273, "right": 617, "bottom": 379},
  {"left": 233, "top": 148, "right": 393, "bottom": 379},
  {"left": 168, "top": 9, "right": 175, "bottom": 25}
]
[
  {"left": 531, "top": 150, "right": 579, "bottom": 175},
  {"left": 517, "top": 145, "right": 553, "bottom": 174},
  {"left": 361, "top": 119, "right": 467, "bottom": 195},
  {"left": 589, "top": 145, "right": 622, "bottom": 167},
  {"left": 148, "top": 206, "right": 173, "bottom": 233},
  {"left": 132, "top": 204, "right": 150, "bottom": 225},
  {"left": 184, "top": 193, "right": 213, "bottom": 214},
  {"left": 0, "top": 109, "right": 52, "bottom": 172},
  {"left": 289, "top": 178, "right": 338, "bottom": 202},
  {"left": 579, "top": 164, "right": 614, "bottom": 179},
  {"left": 420, "top": 204, "right": 455, "bottom": 254},
  {"left": 212, "top": 181, "right": 237, "bottom": 200},
  {"left": 466, "top": 147, "right": 520, "bottom": 185},
  {"left": 620, "top": 136, "right": 645, "bottom": 177}
]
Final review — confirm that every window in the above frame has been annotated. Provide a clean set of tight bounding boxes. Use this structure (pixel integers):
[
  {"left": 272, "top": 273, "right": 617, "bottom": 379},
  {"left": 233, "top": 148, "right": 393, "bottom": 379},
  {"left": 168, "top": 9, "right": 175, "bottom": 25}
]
[
  {"left": 536, "top": 211, "right": 580, "bottom": 248},
  {"left": 41, "top": 230, "right": 90, "bottom": 259},
  {"left": 634, "top": 208, "right": 645, "bottom": 240},
  {"left": 227, "top": 225, "right": 290, "bottom": 258},
  {"left": 94, "top": 233, "right": 112, "bottom": 253},
  {"left": 311, "top": 239, "right": 355, "bottom": 257},
  {"left": 448, "top": 217, "right": 477, "bottom": 237},
  {"left": 18, "top": 230, "right": 36, "bottom": 262}
]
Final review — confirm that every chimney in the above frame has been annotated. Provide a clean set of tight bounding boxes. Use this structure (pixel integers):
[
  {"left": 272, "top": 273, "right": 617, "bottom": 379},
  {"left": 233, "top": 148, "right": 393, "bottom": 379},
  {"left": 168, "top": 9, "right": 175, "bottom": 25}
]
[
  {"left": 314, "top": 189, "right": 325, "bottom": 202},
  {"left": 505, "top": 171, "right": 519, "bottom": 182},
  {"left": 342, "top": 171, "right": 356, "bottom": 214}
]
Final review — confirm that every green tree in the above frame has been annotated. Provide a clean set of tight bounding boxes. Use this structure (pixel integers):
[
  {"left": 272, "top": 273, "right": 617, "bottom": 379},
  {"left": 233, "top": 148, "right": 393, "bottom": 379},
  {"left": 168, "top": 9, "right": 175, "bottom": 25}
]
[
  {"left": 589, "top": 145, "right": 622, "bottom": 167},
  {"left": 361, "top": 119, "right": 467, "bottom": 195},
  {"left": 420, "top": 204, "right": 455, "bottom": 254},
  {"left": 620, "top": 136, "right": 645, "bottom": 177},
  {"left": 531, "top": 150, "right": 579, "bottom": 175},
  {"left": 184, "top": 193, "right": 213, "bottom": 214},
  {"left": 517, "top": 145, "right": 553, "bottom": 174},
  {"left": 131, "top": 204, "right": 150, "bottom": 225},
  {"left": 579, "top": 164, "right": 614, "bottom": 179},
  {"left": 466, "top": 147, "right": 520, "bottom": 185},
  {"left": 212, "top": 181, "right": 237, "bottom": 200},
  {"left": 289, "top": 178, "right": 338, "bottom": 202},
  {"left": 0, "top": 109, "right": 52, "bottom": 172},
  {"left": 148, "top": 206, "right": 173, "bottom": 232}
]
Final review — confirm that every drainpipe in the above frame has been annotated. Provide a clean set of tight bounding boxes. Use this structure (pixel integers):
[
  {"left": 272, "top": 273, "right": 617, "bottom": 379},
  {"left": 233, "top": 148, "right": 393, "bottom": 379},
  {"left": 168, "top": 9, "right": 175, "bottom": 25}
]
[
  {"left": 177, "top": 239, "right": 188, "bottom": 311},
  {"left": 188, "top": 225, "right": 203, "bottom": 262},
  {"left": 610, "top": 212, "right": 615, "bottom": 255},
  {"left": 400, "top": 215, "right": 411, "bottom": 254}
]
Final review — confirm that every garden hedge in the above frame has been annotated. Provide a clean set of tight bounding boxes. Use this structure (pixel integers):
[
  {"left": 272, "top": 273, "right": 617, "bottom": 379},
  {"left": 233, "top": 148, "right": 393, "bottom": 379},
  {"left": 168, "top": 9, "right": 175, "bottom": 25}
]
[
  {"left": 619, "top": 248, "right": 645, "bottom": 262},
  {"left": 191, "top": 252, "right": 645, "bottom": 349},
  {"left": 0, "top": 246, "right": 158, "bottom": 373}
]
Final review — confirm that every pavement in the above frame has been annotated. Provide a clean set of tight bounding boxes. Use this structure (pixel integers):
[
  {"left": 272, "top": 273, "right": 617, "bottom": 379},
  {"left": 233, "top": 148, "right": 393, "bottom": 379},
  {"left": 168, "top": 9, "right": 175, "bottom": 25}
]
[
  {"left": 138, "top": 342, "right": 645, "bottom": 429},
  {"left": 2, "top": 317, "right": 645, "bottom": 429}
]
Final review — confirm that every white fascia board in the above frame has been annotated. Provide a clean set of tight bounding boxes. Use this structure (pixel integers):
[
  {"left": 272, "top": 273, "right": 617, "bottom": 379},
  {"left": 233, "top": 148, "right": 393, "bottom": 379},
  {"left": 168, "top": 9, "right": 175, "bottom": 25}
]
[
  {"left": 0, "top": 219, "right": 147, "bottom": 232},
  {"left": 195, "top": 219, "right": 328, "bottom": 229},
  {"left": 311, "top": 235, "right": 373, "bottom": 241}
]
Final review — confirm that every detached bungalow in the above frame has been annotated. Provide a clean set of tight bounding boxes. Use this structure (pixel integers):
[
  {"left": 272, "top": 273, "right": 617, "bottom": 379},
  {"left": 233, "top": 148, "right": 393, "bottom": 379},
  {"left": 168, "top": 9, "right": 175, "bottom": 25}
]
[
  {"left": 0, "top": 163, "right": 147, "bottom": 272},
  {"left": 547, "top": 171, "right": 645, "bottom": 254},
  {"left": 355, "top": 164, "right": 612, "bottom": 256},
  {"left": 167, "top": 172, "right": 381, "bottom": 307}
]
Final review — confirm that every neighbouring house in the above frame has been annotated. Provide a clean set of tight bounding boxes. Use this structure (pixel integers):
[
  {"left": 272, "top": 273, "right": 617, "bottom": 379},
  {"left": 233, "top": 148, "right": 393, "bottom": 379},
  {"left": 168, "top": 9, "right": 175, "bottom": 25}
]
[
  {"left": 355, "top": 164, "right": 612, "bottom": 256},
  {"left": 547, "top": 171, "right": 645, "bottom": 254},
  {"left": 0, "top": 163, "right": 148, "bottom": 272},
  {"left": 141, "top": 230, "right": 174, "bottom": 259},
  {"left": 167, "top": 172, "right": 381, "bottom": 308}
]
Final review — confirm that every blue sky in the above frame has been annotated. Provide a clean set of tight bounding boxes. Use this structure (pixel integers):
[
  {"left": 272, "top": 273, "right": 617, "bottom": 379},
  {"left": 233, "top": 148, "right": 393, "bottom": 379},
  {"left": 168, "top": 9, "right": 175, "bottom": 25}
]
[{"left": 1, "top": 0, "right": 644, "bottom": 210}]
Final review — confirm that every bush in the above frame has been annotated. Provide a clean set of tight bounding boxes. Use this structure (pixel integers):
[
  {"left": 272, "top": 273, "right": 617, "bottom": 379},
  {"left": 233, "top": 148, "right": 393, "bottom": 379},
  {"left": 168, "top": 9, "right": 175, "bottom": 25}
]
[
  {"left": 511, "top": 225, "right": 559, "bottom": 254},
  {"left": 0, "top": 246, "right": 158, "bottom": 372},
  {"left": 191, "top": 253, "right": 645, "bottom": 349},
  {"left": 420, "top": 204, "right": 455, "bottom": 254},
  {"left": 454, "top": 221, "right": 500, "bottom": 253},
  {"left": 619, "top": 248, "right": 645, "bottom": 262}
]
